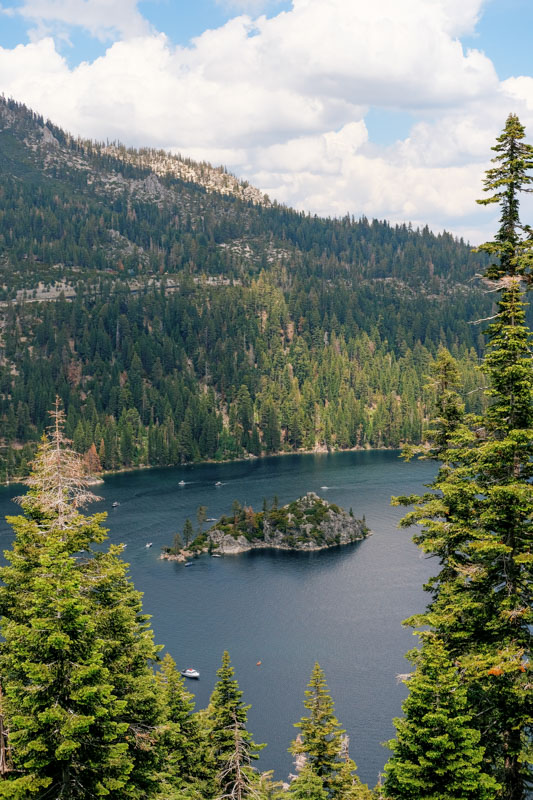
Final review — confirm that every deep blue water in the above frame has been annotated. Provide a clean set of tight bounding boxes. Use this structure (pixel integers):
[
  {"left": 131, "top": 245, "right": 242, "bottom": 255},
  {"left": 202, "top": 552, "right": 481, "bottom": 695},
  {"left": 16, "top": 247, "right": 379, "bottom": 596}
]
[{"left": 0, "top": 450, "right": 436, "bottom": 788}]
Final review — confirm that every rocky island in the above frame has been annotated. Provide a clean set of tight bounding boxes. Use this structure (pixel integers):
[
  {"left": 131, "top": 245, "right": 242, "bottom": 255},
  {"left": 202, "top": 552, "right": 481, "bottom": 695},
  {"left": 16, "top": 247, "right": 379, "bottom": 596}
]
[{"left": 161, "top": 493, "right": 370, "bottom": 560}]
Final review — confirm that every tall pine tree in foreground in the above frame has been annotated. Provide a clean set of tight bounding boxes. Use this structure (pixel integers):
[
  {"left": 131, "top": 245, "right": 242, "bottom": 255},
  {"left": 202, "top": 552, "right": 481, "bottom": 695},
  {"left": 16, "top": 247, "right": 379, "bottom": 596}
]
[
  {"left": 0, "top": 402, "right": 163, "bottom": 798},
  {"left": 384, "top": 637, "right": 499, "bottom": 799},
  {"left": 385, "top": 115, "right": 533, "bottom": 800},
  {"left": 476, "top": 113, "right": 533, "bottom": 283},
  {"left": 153, "top": 653, "right": 210, "bottom": 800},
  {"left": 208, "top": 651, "right": 264, "bottom": 800},
  {"left": 289, "top": 664, "right": 371, "bottom": 799}
]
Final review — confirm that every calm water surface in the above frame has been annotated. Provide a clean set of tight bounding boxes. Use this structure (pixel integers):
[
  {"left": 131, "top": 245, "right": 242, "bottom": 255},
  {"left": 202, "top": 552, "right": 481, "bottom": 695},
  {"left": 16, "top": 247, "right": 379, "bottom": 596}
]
[{"left": 0, "top": 451, "right": 436, "bottom": 787}]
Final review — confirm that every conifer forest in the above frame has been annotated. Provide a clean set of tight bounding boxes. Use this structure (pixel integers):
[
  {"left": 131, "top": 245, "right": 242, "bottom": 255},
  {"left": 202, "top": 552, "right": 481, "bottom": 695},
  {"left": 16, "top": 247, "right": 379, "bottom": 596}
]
[{"left": 0, "top": 100, "right": 531, "bottom": 799}]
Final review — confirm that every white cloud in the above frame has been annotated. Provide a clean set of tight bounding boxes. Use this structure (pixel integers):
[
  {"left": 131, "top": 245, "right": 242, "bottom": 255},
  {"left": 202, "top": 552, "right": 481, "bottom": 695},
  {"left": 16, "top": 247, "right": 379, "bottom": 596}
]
[
  {"left": 13, "top": 0, "right": 151, "bottom": 41},
  {"left": 502, "top": 75, "right": 533, "bottom": 111},
  {"left": 0, "top": 0, "right": 531, "bottom": 242},
  {"left": 215, "top": 0, "right": 284, "bottom": 13}
]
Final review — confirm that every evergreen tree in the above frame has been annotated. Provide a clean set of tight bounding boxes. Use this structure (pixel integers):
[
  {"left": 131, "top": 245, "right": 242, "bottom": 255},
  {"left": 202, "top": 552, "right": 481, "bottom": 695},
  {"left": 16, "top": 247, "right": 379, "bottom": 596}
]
[
  {"left": 208, "top": 651, "right": 264, "bottom": 800},
  {"left": 389, "top": 116, "right": 533, "bottom": 799},
  {"left": 476, "top": 113, "right": 533, "bottom": 283},
  {"left": 154, "top": 653, "right": 208, "bottom": 798},
  {"left": 0, "top": 410, "right": 132, "bottom": 797},
  {"left": 0, "top": 403, "right": 164, "bottom": 798},
  {"left": 0, "top": 514, "right": 132, "bottom": 799},
  {"left": 384, "top": 637, "right": 499, "bottom": 800},
  {"left": 83, "top": 546, "right": 163, "bottom": 797},
  {"left": 287, "top": 765, "right": 327, "bottom": 800},
  {"left": 290, "top": 664, "right": 369, "bottom": 798},
  {"left": 183, "top": 518, "right": 194, "bottom": 547},
  {"left": 171, "top": 531, "right": 183, "bottom": 554}
]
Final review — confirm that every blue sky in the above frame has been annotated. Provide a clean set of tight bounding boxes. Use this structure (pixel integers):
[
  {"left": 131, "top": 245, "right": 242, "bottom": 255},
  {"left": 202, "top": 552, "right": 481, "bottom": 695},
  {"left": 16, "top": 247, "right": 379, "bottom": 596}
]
[
  {"left": 1, "top": 0, "right": 532, "bottom": 241},
  {"left": 1, "top": 0, "right": 530, "bottom": 76},
  {"left": 0, "top": 1, "right": 293, "bottom": 64}
]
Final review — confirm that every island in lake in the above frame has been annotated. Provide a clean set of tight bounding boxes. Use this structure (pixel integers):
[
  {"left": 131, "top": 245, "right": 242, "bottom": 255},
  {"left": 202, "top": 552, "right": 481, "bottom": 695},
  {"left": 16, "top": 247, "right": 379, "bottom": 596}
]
[{"left": 161, "top": 492, "right": 370, "bottom": 560}]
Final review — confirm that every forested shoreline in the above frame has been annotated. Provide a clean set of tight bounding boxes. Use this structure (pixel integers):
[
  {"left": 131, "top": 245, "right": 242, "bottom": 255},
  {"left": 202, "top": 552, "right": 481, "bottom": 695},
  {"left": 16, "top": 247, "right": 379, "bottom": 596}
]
[
  {"left": 0, "top": 97, "right": 494, "bottom": 478},
  {"left": 0, "top": 279, "right": 487, "bottom": 479},
  {"left": 0, "top": 99, "right": 531, "bottom": 799}
]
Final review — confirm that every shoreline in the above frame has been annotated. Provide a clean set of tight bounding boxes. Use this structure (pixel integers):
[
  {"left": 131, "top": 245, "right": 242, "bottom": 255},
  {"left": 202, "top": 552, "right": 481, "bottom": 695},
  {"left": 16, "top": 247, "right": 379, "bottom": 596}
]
[
  {"left": 160, "top": 534, "right": 373, "bottom": 562},
  {"left": 0, "top": 444, "right": 403, "bottom": 488}
]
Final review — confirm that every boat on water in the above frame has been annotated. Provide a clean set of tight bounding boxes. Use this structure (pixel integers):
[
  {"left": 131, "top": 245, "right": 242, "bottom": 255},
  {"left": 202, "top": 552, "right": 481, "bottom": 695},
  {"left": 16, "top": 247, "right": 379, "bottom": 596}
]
[
  {"left": 184, "top": 562, "right": 193, "bottom": 567},
  {"left": 178, "top": 480, "right": 186, "bottom": 486},
  {"left": 207, "top": 517, "right": 217, "bottom": 522},
  {"left": 181, "top": 668, "right": 200, "bottom": 679},
  {"left": 112, "top": 501, "right": 120, "bottom": 507},
  {"left": 211, "top": 553, "right": 222, "bottom": 558},
  {"left": 145, "top": 542, "right": 153, "bottom": 548},
  {"left": 215, "top": 481, "right": 223, "bottom": 486}
]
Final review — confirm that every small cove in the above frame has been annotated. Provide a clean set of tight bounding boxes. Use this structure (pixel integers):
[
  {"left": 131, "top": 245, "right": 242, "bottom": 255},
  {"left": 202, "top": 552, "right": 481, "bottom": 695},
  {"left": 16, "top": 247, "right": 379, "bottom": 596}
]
[{"left": 0, "top": 450, "right": 436, "bottom": 787}]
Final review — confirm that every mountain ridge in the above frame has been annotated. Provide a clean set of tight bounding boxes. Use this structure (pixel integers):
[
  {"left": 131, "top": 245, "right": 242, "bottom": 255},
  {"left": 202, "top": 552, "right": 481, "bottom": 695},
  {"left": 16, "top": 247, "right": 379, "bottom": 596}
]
[{"left": 0, "top": 97, "right": 496, "bottom": 479}]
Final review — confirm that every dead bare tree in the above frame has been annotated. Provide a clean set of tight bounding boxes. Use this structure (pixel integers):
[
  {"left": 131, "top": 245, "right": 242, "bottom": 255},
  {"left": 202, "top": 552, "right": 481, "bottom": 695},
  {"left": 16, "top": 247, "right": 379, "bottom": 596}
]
[
  {"left": 16, "top": 396, "right": 100, "bottom": 527},
  {"left": 216, "top": 714, "right": 260, "bottom": 800}
]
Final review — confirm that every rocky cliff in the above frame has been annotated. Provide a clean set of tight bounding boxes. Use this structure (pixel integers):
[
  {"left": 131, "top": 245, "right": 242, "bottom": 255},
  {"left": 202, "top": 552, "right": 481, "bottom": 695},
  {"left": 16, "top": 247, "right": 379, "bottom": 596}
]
[{"left": 162, "top": 493, "right": 369, "bottom": 560}]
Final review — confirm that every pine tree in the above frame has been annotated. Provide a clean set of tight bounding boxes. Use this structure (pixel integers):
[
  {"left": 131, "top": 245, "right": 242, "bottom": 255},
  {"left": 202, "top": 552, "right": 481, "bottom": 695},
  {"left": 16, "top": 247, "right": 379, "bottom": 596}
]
[
  {"left": 287, "top": 764, "right": 327, "bottom": 800},
  {"left": 0, "top": 408, "right": 133, "bottom": 798},
  {"left": 183, "top": 518, "right": 194, "bottom": 547},
  {"left": 0, "top": 515, "right": 133, "bottom": 799},
  {"left": 154, "top": 653, "right": 208, "bottom": 798},
  {"left": 476, "top": 113, "right": 533, "bottom": 283},
  {"left": 0, "top": 402, "right": 164, "bottom": 798},
  {"left": 389, "top": 116, "right": 533, "bottom": 800},
  {"left": 334, "top": 754, "right": 373, "bottom": 800},
  {"left": 290, "top": 664, "right": 370, "bottom": 798},
  {"left": 82, "top": 545, "right": 163, "bottom": 797},
  {"left": 384, "top": 637, "right": 500, "bottom": 800},
  {"left": 290, "top": 664, "right": 343, "bottom": 792},
  {"left": 208, "top": 651, "right": 264, "bottom": 800}
]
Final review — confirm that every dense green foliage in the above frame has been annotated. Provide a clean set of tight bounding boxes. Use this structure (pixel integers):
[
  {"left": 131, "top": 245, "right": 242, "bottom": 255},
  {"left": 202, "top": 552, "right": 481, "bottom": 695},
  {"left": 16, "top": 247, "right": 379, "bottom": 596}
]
[
  {"left": 0, "top": 274, "right": 490, "bottom": 479},
  {"left": 207, "top": 651, "right": 265, "bottom": 800},
  {"left": 0, "top": 97, "right": 497, "bottom": 478},
  {"left": 0, "top": 421, "right": 347, "bottom": 799},
  {"left": 385, "top": 115, "right": 533, "bottom": 800},
  {"left": 289, "top": 664, "right": 372, "bottom": 799},
  {"left": 2, "top": 99, "right": 532, "bottom": 799},
  {"left": 384, "top": 638, "right": 499, "bottom": 799},
  {"left": 0, "top": 429, "right": 375, "bottom": 799}
]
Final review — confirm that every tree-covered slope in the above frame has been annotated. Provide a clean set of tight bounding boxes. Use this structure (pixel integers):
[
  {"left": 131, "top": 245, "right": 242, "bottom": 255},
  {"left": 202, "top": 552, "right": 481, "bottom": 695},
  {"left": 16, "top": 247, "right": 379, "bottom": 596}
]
[{"left": 0, "top": 97, "right": 494, "bottom": 476}]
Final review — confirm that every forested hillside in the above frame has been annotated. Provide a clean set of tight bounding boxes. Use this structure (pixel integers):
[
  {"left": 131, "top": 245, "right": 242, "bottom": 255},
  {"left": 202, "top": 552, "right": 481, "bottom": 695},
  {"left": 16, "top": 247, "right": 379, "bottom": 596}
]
[{"left": 0, "top": 98, "right": 494, "bottom": 476}]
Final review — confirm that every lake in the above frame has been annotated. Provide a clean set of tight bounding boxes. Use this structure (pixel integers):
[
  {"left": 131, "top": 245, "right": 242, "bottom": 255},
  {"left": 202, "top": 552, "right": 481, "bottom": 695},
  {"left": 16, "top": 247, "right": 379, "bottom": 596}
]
[{"left": 0, "top": 450, "right": 436, "bottom": 788}]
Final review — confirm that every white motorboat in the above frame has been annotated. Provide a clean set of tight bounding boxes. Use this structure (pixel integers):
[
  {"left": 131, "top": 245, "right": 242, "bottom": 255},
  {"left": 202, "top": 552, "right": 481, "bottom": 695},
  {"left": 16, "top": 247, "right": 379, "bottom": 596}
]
[
  {"left": 181, "top": 668, "right": 200, "bottom": 679},
  {"left": 178, "top": 480, "right": 186, "bottom": 486},
  {"left": 215, "top": 481, "right": 222, "bottom": 486},
  {"left": 145, "top": 542, "right": 153, "bottom": 548},
  {"left": 112, "top": 501, "right": 120, "bottom": 507}
]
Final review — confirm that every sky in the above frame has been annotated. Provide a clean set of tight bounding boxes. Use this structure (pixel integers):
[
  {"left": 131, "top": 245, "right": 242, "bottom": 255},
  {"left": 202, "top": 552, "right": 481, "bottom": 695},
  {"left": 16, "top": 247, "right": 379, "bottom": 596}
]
[{"left": 1, "top": 0, "right": 533, "bottom": 243}]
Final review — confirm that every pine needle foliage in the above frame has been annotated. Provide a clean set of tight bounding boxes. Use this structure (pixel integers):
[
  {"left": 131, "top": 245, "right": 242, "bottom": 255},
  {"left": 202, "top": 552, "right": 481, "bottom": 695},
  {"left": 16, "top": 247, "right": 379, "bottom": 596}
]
[
  {"left": 384, "top": 637, "right": 500, "bottom": 800},
  {"left": 0, "top": 401, "right": 164, "bottom": 798},
  {"left": 387, "top": 115, "right": 533, "bottom": 800},
  {"left": 476, "top": 113, "right": 533, "bottom": 283},
  {"left": 208, "top": 652, "right": 264, "bottom": 800},
  {"left": 290, "top": 664, "right": 370, "bottom": 799}
]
